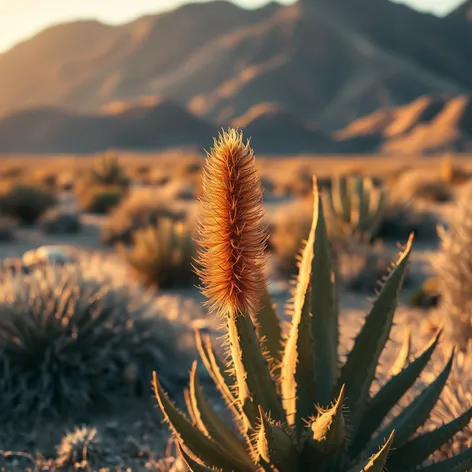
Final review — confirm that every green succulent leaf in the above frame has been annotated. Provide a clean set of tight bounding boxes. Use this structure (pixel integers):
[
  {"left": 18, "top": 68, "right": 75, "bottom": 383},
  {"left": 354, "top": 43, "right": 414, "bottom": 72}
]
[
  {"left": 310, "top": 180, "right": 339, "bottom": 406},
  {"left": 195, "top": 330, "right": 240, "bottom": 421},
  {"left": 188, "top": 362, "right": 253, "bottom": 468},
  {"left": 387, "top": 406, "right": 472, "bottom": 471},
  {"left": 152, "top": 372, "right": 251, "bottom": 472},
  {"left": 367, "top": 350, "right": 455, "bottom": 454},
  {"left": 227, "top": 312, "right": 285, "bottom": 433},
  {"left": 256, "top": 406, "right": 298, "bottom": 472},
  {"left": 254, "top": 284, "right": 283, "bottom": 368},
  {"left": 347, "top": 431, "right": 395, "bottom": 472},
  {"left": 351, "top": 329, "right": 442, "bottom": 456},
  {"left": 338, "top": 234, "right": 414, "bottom": 433},
  {"left": 413, "top": 447, "right": 472, "bottom": 472},
  {"left": 178, "top": 443, "right": 221, "bottom": 471}
]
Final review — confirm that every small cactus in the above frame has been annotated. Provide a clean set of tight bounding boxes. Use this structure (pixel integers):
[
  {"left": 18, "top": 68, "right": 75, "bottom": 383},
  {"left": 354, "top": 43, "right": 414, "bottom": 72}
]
[
  {"left": 153, "top": 129, "right": 472, "bottom": 472},
  {"left": 325, "top": 175, "right": 387, "bottom": 241}
]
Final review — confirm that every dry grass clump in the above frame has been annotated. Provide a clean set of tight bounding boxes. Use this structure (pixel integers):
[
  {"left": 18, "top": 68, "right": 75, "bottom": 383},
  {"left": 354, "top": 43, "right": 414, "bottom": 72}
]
[
  {"left": 440, "top": 154, "right": 471, "bottom": 185},
  {"left": 118, "top": 218, "right": 197, "bottom": 289},
  {"left": 0, "top": 184, "right": 57, "bottom": 224},
  {"left": 435, "top": 182, "right": 472, "bottom": 350},
  {"left": 77, "top": 185, "right": 125, "bottom": 214},
  {"left": 391, "top": 168, "right": 453, "bottom": 203},
  {"left": 55, "top": 426, "right": 103, "bottom": 467},
  {"left": 101, "top": 188, "right": 188, "bottom": 245},
  {"left": 0, "top": 259, "right": 189, "bottom": 420}
]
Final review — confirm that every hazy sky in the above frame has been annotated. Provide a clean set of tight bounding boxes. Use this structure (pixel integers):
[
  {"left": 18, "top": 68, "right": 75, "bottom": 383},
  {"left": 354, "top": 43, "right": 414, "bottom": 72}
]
[{"left": 0, "top": 0, "right": 464, "bottom": 53}]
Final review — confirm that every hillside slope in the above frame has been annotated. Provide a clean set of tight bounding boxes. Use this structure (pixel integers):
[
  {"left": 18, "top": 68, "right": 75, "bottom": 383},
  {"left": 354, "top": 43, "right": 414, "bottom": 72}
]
[{"left": 1, "top": 0, "right": 471, "bottom": 131}]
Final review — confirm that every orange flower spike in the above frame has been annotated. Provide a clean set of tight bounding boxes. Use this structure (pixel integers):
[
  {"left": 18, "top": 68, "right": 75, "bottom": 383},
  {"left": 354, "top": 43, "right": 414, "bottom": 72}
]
[{"left": 196, "top": 128, "right": 267, "bottom": 318}]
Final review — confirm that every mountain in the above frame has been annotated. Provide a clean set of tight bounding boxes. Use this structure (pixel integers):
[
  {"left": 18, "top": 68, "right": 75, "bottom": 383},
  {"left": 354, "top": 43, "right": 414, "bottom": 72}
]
[
  {"left": 0, "top": 99, "right": 215, "bottom": 153},
  {"left": 449, "top": 0, "right": 472, "bottom": 20},
  {"left": 230, "top": 103, "right": 336, "bottom": 153},
  {"left": 0, "top": 98, "right": 345, "bottom": 154},
  {"left": 335, "top": 94, "right": 472, "bottom": 154},
  {"left": 1, "top": 0, "right": 472, "bottom": 134}
]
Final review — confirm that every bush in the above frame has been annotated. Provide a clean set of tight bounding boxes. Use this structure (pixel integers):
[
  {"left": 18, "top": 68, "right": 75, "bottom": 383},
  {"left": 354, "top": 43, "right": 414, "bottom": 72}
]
[
  {"left": 101, "top": 188, "right": 187, "bottom": 245},
  {"left": 118, "top": 218, "right": 197, "bottom": 289},
  {"left": 39, "top": 207, "right": 81, "bottom": 234},
  {"left": 0, "top": 260, "right": 189, "bottom": 420},
  {"left": 85, "top": 152, "right": 129, "bottom": 188},
  {"left": 77, "top": 185, "right": 124, "bottom": 214},
  {"left": 0, "top": 184, "right": 57, "bottom": 224},
  {"left": 374, "top": 198, "right": 438, "bottom": 242}
]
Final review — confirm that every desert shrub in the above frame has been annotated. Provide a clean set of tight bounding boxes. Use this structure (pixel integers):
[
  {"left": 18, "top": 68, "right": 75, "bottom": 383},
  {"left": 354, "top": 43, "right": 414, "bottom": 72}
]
[
  {"left": 334, "top": 241, "right": 394, "bottom": 294},
  {"left": 0, "top": 260, "right": 189, "bottom": 420},
  {"left": 409, "top": 276, "right": 440, "bottom": 308},
  {"left": 0, "top": 184, "right": 57, "bottom": 224},
  {"left": 85, "top": 152, "right": 129, "bottom": 188},
  {"left": 435, "top": 183, "right": 472, "bottom": 350},
  {"left": 374, "top": 197, "right": 438, "bottom": 242},
  {"left": 118, "top": 218, "right": 197, "bottom": 289},
  {"left": 0, "top": 216, "right": 17, "bottom": 241},
  {"left": 77, "top": 185, "right": 124, "bottom": 214},
  {"left": 154, "top": 129, "right": 471, "bottom": 471},
  {"left": 55, "top": 425, "right": 102, "bottom": 467},
  {"left": 39, "top": 207, "right": 81, "bottom": 234},
  {"left": 101, "top": 188, "right": 187, "bottom": 245},
  {"left": 392, "top": 169, "right": 453, "bottom": 203}
]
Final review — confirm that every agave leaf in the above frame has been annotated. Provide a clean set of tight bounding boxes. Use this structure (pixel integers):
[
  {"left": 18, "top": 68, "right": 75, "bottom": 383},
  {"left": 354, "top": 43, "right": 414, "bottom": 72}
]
[
  {"left": 178, "top": 443, "right": 220, "bottom": 471},
  {"left": 311, "top": 385, "right": 346, "bottom": 454},
  {"left": 347, "top": 431, "right": 395, "bottom": 472},
  {"left": 387, "top": 406, "right": 472, "bottom": 471},
  {"left": 310, "top": 180, "right": 338, "bottom": 406},
  {"left": 389, "top": 325, "right": 412, "bottom": 377},
  {"left": 338, "top": 234, "right": 414, "bottom": 432},
  {"left": 351, "top": 329, "right": 441, "bottom": 456},
  {"left": 256, "top": 406, "right": 298, "bottom": 472},
  {"left": 413, "top": 447, "right": 472, "bottom": 472},
  {"left": 152, "top": 372, "right": 251, "bottom": 472},
  {"left": 188, "top": 362, "right": 253, "bottom": 468},
  {"left": 281, "top": 185, "right": 318, "bottom": 431},
  {"left": 227, "top": 312, "right": 285, "bottom": 433},
  {"left": 254, "top": 284, "right": 283, "bottom": 368},
  {"left": 195, "top": 330, "right": 239, "bottom": 420},
  {"left": 367, "top": 350, "right": 455, "bottom": 454}
]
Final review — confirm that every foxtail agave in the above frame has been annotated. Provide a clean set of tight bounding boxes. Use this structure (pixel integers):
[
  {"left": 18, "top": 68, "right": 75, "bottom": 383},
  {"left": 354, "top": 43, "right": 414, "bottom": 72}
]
[{"left": 153, "top": 129, "right": 472, "bottom": 471}]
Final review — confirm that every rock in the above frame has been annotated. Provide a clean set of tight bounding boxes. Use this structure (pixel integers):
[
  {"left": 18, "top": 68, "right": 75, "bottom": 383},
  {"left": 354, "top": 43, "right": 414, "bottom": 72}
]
[
  {"left": 39, "top": 208, "right": 81, "bottom": 234},
  {"left": 22, "top": 245, "right": 77, "bottom": 267}
]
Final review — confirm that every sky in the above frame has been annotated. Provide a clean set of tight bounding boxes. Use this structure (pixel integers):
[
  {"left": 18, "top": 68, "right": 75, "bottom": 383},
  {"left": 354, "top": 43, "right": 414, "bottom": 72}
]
[{"left": 0, "top": 0, "right": 465, "bottom": 54}]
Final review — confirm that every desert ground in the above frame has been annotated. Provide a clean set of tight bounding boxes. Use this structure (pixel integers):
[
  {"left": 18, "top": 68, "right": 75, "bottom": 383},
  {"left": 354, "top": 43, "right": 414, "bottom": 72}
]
[{"left": 0, "top": 149, "right": 470, "bottom": 471}]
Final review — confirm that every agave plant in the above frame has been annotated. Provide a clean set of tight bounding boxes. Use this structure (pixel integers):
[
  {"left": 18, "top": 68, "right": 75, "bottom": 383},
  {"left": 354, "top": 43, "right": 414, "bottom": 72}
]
[
  {"left": 325, "top": 175, "right": 387, "bottom": 241},
  {"left": 153, "top": 129, "right": 472, "bottom": 472}
]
